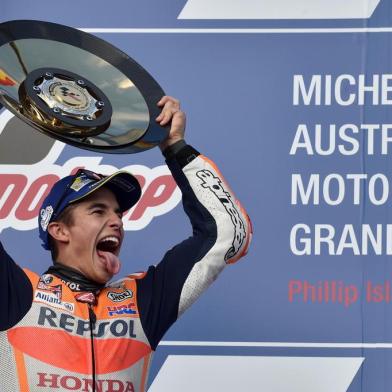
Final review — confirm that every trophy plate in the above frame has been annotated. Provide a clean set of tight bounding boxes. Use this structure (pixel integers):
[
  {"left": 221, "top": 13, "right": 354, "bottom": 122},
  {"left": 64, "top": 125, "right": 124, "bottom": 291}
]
[{"left": 0, "top": 20, "right": 168, "bottom": 153}]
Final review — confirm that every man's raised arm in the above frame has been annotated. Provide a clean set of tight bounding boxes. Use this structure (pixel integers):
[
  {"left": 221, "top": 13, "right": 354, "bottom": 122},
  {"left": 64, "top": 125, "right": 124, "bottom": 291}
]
[{"left": 135, "top": 96, "right": 252, "bottom": 349}]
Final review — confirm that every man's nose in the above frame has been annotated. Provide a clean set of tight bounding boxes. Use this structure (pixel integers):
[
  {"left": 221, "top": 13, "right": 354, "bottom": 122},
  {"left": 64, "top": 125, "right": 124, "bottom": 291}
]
[{"left": 109, "top": 212, "right": 124, "bottom": 230}]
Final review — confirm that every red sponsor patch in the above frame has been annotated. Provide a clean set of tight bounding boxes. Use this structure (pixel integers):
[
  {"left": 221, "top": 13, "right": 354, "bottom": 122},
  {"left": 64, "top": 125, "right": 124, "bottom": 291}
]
[
  {"left": 75, "top": 292, "right": 96, "bottom": 304},
  {"left": 36, "top": 283, "right": 62, "bottom": 299}
]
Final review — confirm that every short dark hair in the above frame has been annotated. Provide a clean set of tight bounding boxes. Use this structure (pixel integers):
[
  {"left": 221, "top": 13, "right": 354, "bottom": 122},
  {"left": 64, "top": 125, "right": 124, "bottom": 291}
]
[{"left": 49, "top": 204, "right": 78, "bottom": 262}]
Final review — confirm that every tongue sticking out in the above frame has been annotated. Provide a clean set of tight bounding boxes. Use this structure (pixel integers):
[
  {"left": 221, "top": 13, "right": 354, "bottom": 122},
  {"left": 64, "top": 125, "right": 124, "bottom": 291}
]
[{"left": 97, "top": 250, "right": 121, "bottom": 274}]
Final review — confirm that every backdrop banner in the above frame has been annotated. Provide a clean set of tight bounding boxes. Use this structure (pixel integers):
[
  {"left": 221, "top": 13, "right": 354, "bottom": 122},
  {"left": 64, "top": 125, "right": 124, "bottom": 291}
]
[{"left": 1, "top": 1, "right": 392, "bottom": 391}]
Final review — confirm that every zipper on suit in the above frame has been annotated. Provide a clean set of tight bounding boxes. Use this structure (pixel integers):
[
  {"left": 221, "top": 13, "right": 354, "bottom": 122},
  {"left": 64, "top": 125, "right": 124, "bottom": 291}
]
[{"left": 88, "top": 304, "right": 97, "bottom": 392}]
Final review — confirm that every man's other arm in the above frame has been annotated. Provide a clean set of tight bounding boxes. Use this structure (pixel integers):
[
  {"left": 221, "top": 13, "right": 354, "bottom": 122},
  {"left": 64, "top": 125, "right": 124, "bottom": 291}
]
[{"left": 0, "top": 242, "right": 33, "bottom": 330}]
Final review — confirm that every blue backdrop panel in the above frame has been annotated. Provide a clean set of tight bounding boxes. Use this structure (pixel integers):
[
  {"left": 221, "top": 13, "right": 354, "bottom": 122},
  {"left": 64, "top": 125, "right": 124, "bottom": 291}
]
[{"left": 1, "top": 1, "right": 392, "bottom": 390}]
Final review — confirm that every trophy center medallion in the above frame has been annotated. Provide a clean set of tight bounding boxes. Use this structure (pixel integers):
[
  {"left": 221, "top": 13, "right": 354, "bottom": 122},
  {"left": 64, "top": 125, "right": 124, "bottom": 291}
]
[
  {"left": 38, "top": 76, "right": 96, "bottom": 116},
  {"left": 50, "top": 80, "right": 90, "bottom": 110},
  {"left": 18, "top": 67, "right": 113, "bottom": 139}
]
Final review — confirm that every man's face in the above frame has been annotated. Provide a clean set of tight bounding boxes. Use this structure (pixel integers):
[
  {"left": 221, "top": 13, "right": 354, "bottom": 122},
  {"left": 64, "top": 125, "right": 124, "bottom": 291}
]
[{"left": 57, "top": 187, "right": 124, "bottom": 283}]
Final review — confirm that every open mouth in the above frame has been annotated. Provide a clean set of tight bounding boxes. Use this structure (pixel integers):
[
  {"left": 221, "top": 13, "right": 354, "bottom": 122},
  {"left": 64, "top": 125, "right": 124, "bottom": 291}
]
[
  {"left": 96, "top": 236, "right": 120, "bottom": 255},
  {"left": 95, "top": 236, "right": 122, "bottom": 275}
]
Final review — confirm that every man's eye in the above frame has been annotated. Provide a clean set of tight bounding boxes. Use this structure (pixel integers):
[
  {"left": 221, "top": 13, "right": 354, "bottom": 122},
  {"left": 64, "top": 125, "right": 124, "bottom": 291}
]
[{"left": 93, "top": 210, "right": 104, "bottom": 215}]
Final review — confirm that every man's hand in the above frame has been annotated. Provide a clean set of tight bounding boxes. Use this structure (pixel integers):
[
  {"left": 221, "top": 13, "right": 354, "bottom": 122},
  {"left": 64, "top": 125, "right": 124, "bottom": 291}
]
[{"left": 156, "top": 96, "right": 186, "bottom": 151}]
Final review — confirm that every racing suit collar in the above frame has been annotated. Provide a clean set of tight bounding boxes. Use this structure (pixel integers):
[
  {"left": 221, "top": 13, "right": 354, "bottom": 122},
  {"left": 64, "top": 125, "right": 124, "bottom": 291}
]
[{"left": 44, "top": 263, "right": 106, "bottom": 293}]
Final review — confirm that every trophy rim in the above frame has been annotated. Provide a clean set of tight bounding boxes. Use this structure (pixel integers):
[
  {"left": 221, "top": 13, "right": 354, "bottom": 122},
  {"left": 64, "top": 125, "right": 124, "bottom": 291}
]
[{"left": 0, "top": 19, "right": 168, "bottom": 154}]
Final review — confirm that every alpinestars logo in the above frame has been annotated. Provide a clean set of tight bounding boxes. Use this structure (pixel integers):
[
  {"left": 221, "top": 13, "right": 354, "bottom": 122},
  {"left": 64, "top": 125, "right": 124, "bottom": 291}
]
[
  {"left": 196, "top": 169, "right": 246, "bottom": 261},
  {"left": 0, "top": 111, "right": 182, "bottom": 233}
]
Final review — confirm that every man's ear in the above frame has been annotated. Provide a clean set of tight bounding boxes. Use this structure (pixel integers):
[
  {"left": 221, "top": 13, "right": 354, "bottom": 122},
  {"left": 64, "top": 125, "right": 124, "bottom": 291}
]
[{"left": 47, "top": 222, "right": 70, "bottom": 244}]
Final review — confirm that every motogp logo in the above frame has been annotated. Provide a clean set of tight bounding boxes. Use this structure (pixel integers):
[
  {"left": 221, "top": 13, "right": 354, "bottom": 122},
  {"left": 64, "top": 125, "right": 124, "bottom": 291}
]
[{"left": 0, "top": 111, "right": 182, "bottom": 233}]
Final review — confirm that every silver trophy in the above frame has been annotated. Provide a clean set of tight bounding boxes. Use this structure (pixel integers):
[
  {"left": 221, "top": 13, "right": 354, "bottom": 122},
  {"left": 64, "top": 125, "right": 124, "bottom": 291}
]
[{"left": 0, "top": 20, "right": 168, "bottom": 154}]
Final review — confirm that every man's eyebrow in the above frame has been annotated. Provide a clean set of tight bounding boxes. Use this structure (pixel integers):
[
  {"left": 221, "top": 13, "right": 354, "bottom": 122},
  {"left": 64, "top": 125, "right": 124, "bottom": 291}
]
[
  {"left": 87, "top": 202, "right": 122, "bottom": 213},
  {"left": 87, "top": 202, "right": 108, "bottom": 210}
]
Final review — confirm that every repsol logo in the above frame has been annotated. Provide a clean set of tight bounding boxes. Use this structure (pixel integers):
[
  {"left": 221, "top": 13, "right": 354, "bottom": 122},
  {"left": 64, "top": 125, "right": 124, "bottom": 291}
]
[
  {"left": 38, "top": 307, "right": 136, "bottom": 338},
  {"left": 37, "top": 373, "right": 135, "bottom": 391},
  {"left": 61, "top": 280, "right": 81, "bottom": 291},
  {"left": 107, "top": 289, "right": 133, "bottom": 302}
]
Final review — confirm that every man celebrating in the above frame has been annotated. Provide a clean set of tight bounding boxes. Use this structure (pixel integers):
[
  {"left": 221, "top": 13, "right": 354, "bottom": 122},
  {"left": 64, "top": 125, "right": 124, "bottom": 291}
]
[{"left": 0, "top": 96, "right": 252, "bottom": 391}]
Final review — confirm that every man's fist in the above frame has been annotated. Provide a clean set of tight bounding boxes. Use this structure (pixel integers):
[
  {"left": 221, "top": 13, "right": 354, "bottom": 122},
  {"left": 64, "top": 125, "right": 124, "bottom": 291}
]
[{"left": 156, "top": 96, "right": 186, "bottom": 151}]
